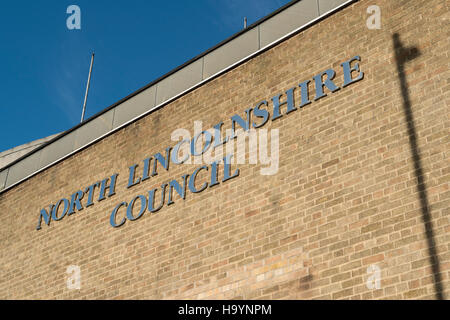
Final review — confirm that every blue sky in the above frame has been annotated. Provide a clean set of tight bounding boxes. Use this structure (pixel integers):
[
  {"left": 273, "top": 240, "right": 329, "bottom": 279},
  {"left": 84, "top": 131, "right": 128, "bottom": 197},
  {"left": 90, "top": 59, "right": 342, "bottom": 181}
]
[{"left": 0, "top": 0, "right": 289, "bottom": 152}]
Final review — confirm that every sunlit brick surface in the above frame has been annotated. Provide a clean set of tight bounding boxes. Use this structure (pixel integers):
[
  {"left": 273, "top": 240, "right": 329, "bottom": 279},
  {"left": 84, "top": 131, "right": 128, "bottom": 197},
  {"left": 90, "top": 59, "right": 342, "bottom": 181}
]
[{"left": 0, "top": 0, "right": 448, "bottom": 299}]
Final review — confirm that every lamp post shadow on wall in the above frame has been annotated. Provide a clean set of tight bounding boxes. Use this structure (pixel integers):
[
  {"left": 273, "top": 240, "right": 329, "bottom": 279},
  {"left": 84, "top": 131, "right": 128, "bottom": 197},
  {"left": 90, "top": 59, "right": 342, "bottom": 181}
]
[{"left": 392, "top": 33, "right": 444, "bottom": 300}]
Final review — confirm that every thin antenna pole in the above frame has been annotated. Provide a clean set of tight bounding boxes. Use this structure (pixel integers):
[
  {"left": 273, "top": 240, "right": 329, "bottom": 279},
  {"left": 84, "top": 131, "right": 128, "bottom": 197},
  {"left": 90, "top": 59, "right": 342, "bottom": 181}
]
[
  {"left": 81, "top": 52, "right": 95, "bottom": 123},
  {"left": 244, "top": 17, "right": 247, "bottom": 29}
]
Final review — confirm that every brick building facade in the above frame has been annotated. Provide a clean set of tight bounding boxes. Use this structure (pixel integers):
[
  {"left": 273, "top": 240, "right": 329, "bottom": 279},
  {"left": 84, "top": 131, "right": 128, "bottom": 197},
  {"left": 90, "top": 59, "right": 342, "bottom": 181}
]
[{"left": 0, "top": 0, "right": 449, "bottom": 299}]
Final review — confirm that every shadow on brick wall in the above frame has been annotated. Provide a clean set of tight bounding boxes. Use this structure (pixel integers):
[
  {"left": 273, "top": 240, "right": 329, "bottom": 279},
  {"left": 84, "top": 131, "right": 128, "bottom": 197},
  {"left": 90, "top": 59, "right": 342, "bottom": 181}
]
[{"left": 393, "top": 33, "right": 444, "bottom": 300}]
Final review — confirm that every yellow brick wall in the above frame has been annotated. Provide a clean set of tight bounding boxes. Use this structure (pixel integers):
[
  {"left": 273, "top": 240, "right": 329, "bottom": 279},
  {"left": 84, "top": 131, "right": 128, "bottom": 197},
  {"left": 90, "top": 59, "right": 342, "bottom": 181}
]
[{"left": 0, "top": 0, "right": 449, "bottom": 299}]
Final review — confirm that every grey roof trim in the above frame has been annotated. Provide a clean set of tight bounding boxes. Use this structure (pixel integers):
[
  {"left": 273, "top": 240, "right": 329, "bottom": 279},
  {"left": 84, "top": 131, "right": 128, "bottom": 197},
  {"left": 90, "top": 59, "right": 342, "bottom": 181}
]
[{"left": 0, "top": 0, "right": 357, "bottom": 194}]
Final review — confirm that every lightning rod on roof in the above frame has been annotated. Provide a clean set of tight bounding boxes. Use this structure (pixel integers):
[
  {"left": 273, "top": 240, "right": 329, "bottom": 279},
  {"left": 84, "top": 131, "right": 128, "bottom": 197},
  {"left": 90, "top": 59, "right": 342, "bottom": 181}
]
[{"left": 81, "top": 52, "right": 95, "bottom": 123}]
